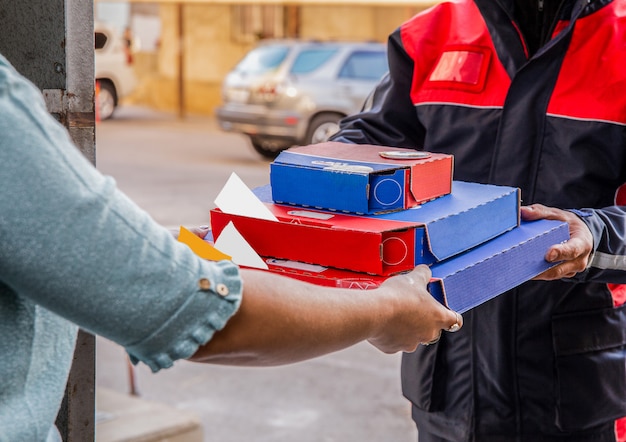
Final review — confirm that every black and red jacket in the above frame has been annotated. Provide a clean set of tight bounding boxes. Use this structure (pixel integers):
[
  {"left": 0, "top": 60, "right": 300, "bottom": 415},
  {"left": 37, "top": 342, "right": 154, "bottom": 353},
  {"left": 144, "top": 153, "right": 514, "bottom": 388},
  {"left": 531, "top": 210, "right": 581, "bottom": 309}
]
[{"left": 331, "top": 0, "right": 626, "bottom": 440}]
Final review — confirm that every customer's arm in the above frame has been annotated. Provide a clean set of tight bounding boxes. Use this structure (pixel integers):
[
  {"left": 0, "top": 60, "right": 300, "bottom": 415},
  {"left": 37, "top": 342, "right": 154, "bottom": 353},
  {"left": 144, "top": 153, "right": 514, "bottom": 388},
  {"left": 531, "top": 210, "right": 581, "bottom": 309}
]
[
  {"left": 191, "top": 265, "right": 460, "bottom": 366},
  {"left": 0, "top": 53, "right": 459, "bottom": 372}
]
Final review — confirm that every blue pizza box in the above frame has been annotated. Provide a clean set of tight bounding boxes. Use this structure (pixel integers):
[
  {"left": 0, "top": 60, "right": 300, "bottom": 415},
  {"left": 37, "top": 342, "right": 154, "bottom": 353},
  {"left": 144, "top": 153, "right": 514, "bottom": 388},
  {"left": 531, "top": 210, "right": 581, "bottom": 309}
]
[
  {"left": 269, "top": 142, "right": 453, "bottom": 214},
  {"left": 428, "top": 219, "right": 570, "bottom": 313},
  {"left": 258, "top": 219, "right": 569, "bottom": 314}
]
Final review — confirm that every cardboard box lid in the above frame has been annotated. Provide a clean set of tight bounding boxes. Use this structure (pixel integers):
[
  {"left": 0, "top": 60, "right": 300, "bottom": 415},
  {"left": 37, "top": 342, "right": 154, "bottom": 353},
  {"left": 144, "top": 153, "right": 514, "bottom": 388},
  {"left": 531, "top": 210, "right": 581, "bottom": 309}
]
[
  {"left": 256, "top": 180, "right": 519, "bottom": 262},
  {"left": 270, "top": 143, "right": 453, "bottom": 214},
  {"left": 373, "top": 180, "right": 520, "bottom": 261}
]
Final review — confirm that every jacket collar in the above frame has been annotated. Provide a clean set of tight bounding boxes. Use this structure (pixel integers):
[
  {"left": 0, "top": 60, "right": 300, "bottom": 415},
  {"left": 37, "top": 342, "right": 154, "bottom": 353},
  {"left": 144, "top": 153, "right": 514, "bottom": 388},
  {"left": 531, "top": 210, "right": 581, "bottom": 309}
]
[
  {"left": 473, "top": 0, "right": 596, "bottom": 75},
  {"left": 489, "top": 0, "right": 605, "bottom": 19}
]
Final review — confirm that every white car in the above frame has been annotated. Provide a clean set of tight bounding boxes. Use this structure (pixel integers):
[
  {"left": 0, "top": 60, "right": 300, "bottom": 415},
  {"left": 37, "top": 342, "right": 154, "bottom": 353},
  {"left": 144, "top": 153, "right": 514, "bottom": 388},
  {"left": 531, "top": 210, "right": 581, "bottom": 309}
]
[{"left": 95, "top": 22, "right": 137, "bottom": 120}]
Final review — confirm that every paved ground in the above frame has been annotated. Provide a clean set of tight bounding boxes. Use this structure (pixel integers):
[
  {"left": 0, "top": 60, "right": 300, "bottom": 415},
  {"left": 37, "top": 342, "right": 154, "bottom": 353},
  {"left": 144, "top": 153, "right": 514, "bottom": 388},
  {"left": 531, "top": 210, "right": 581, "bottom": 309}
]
[{"left": 94, "top": 106, "right": 418, "bottom": 442}]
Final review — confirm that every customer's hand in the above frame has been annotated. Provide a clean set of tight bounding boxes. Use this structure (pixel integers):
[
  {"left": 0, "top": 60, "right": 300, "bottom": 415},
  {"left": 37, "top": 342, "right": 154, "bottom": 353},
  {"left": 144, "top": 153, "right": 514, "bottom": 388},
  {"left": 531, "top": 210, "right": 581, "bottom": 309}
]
[
  {"left": 368, "top": 265, "right": 462, "bottom": 354},
  {"left": 170, "top": 225, "right": 210, "bottom": 239},
  {"left": 521, "top": 204, "right": 594, "bottom": 280}
]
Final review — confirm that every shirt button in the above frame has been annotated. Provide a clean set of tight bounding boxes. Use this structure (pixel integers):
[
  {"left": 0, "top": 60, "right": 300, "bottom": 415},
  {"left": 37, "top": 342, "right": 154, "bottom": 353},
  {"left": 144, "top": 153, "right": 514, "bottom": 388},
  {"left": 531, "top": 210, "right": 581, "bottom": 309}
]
[
  {"left": 216, "top": 283, "right": 229, "bottom": 296},
  {"left": 198, "top": 278, "right": 211, "bottom": 291}
]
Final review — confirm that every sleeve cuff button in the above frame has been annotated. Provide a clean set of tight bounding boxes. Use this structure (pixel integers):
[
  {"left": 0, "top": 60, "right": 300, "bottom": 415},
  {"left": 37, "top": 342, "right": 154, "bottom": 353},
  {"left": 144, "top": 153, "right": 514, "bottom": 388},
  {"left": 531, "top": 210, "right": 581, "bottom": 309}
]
[{"left": 216, "top": 283, "right": 229, "bottom": 296}]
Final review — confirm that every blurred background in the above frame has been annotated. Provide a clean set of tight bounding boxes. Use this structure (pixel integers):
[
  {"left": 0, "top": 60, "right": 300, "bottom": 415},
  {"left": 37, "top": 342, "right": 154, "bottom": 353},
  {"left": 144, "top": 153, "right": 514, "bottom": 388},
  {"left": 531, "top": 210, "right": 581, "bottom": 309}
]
[
  {"left": 94, "top": 1, "right": 437, "bottom": 159},
  {"left": 94, "top": 1, "right": 428, "bottom": 118}
]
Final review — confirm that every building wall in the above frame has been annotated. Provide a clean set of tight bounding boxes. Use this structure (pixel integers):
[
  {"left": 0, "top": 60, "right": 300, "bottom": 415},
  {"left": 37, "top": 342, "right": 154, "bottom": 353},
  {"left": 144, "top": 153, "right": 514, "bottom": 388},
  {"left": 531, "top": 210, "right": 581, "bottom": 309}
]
[
  {"left": 299, "top": 6, "right": 422, "bottom": 42},
  {"left": 128, "top": 4, "right": 429, "bottom": 116}
]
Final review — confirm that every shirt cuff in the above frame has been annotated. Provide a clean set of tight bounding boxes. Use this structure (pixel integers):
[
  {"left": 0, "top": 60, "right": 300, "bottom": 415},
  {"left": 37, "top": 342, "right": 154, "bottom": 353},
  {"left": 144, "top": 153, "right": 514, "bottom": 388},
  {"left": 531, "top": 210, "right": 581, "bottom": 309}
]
[{"left": 125, "top": 260, "right": 242, "bottom": 372}]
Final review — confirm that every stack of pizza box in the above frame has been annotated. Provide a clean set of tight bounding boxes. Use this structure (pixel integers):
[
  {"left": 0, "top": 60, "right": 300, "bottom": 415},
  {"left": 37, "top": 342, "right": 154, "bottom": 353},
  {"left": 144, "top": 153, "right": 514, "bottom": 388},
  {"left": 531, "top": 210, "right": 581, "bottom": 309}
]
[{"left": 209, "top": 142, "right": 568, "bottom": 313}]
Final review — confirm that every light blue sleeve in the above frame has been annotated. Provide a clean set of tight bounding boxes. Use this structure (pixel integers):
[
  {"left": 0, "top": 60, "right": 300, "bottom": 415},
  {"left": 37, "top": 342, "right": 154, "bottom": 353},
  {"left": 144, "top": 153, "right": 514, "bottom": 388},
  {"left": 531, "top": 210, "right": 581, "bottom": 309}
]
[{"left": 0, "top": 55, "right": 242, "bottom": 372}]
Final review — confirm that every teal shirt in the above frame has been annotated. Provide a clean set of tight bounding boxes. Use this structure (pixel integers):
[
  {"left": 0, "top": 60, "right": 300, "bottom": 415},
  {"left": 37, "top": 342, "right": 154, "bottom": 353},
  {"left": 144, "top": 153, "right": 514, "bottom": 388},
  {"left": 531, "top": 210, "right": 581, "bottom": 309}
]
[{"left": 0, "top": 55, "right": 243, "bottom": 441}]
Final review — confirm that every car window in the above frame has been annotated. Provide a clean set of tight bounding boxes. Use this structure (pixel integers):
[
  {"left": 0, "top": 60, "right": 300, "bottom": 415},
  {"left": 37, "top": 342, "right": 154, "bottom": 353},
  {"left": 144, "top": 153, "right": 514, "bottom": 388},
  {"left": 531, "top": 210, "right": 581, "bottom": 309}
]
[
  {"left": 290, "top": 48, "right": 338, "bottom": 74},
  {"left": 234, "top": 45, "right": 289, "bottom": 74},
  {"left": 338, "top": 50, "right": 388, "bottom": 81},
  {"left": 95, "top": 32, "right": 108, "bottom": 51}
]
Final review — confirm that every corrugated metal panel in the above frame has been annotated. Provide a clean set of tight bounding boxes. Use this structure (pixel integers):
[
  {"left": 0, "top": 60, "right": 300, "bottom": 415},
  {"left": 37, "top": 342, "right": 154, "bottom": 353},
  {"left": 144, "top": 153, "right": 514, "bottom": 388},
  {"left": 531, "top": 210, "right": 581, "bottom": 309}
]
[{"left": 0, "top": 2, "right": 66, "bottom": 90}]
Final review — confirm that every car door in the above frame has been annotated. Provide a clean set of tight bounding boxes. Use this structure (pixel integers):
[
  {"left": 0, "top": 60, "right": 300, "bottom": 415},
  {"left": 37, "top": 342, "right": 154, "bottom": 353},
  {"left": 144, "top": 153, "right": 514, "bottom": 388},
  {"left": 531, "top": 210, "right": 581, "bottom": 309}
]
[{"left": 334, "top": 49, "right": 388, "bottom": 112}]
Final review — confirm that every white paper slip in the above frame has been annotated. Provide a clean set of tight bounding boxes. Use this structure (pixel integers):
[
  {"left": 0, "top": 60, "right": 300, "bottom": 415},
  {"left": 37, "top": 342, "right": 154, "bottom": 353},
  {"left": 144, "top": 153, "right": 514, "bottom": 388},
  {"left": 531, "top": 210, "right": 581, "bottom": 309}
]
[
  {"left": 214, "top": 221, "right": 268, "bottom": 270},
  {"left": 214, "top": 172, "right": 278, "bottom": 221}
]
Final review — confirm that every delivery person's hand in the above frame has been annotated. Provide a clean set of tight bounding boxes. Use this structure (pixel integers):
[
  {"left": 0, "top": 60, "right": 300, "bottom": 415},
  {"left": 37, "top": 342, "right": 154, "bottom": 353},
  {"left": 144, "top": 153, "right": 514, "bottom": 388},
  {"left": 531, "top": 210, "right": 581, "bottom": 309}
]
[{"left": 521, "top": 204, "right": 594, "bottom": 280}]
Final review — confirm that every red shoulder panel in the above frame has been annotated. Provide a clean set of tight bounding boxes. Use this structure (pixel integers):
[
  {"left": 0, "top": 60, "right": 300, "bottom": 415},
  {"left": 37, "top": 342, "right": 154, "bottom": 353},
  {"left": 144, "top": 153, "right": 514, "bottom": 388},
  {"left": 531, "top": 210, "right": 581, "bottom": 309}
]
[
  {"left": 548, "top": 3, "right": 626, "bottom": 124},
  {"left": 400, "top": 1, "right": 510, "bottom": 108}
]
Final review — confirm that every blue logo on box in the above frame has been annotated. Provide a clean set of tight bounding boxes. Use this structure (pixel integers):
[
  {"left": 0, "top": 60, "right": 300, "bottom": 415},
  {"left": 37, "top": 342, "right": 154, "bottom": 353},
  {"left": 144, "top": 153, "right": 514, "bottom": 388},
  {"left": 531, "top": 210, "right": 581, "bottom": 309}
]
[{"left": 369, "top": 170, "right": 405, "bottom": 212}]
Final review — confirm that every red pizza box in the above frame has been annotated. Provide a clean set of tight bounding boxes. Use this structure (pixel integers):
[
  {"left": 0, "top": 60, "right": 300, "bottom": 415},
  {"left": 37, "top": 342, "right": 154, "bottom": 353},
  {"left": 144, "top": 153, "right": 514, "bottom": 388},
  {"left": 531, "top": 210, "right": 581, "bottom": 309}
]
[{"left": 210, "top": 181, "right": 519, "bottom": 276}]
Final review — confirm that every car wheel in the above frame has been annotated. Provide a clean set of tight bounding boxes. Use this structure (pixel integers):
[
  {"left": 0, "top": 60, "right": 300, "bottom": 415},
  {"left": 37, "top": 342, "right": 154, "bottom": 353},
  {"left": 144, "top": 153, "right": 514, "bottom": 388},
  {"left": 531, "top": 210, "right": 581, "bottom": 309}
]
[
  {"left": 305, "top": 113, "right": 343, "bottom": 145},
  {"left": 97, "top": 80, "right": 117, "bottom": 121},
  {"left": 249, "top": 136, "right": 291, "bottom": 159}
]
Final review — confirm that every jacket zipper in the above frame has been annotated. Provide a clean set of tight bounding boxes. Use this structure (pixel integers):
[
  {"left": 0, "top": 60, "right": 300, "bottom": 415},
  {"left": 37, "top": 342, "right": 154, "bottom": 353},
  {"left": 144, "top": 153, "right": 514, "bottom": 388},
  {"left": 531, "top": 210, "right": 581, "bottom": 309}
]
[{"left": 538, "top": 0, "right": 544, "bottom": 11}]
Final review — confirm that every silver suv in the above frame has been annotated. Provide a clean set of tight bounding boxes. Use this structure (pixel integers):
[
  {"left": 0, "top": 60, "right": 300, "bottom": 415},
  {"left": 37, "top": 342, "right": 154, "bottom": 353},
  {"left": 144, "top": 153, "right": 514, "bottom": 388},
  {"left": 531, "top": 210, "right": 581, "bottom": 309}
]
[{"left": 216, "top": 40, "right": 388, "bottom": 158}]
